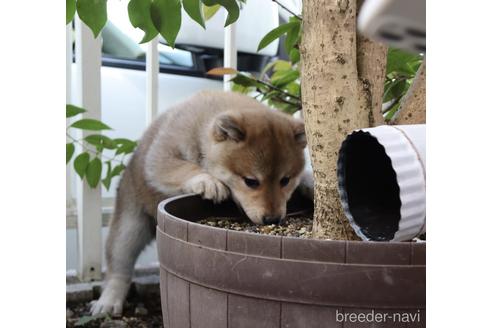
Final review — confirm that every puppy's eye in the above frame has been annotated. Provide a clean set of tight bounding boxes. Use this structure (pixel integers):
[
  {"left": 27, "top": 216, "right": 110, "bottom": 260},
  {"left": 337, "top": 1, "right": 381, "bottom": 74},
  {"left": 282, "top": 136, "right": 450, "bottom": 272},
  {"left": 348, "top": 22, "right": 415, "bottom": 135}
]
[
  {"left": 280, "top": 176, "right": 290, "bottom": 187},
  {"left": 243, "top": 177, "right": 260, "bottom": 189}
]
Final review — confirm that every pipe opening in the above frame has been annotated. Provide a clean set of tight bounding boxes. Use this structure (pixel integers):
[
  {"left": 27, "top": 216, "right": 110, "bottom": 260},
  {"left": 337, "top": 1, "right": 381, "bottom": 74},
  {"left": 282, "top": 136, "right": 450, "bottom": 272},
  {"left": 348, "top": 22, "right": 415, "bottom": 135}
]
[{"left": 339, "top": 132, "right": 401, "bottom": 241}]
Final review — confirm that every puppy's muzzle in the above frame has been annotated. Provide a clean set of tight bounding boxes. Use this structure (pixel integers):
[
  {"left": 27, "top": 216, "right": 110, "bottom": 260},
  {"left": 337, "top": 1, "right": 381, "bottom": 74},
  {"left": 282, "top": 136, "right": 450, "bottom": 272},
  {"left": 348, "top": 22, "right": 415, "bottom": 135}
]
[{"left": 262, "top": 216, "right": 281, "bottom": 225}]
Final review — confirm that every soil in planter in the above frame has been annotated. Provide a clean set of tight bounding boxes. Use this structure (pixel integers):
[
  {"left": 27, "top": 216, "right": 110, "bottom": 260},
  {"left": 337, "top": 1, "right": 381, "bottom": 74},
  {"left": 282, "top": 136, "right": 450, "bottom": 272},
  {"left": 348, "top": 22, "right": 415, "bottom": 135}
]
[
  {"left": 198, "top": 216, "right": 426, "bottom": 241},
  {"left": 66, "top": 296, "right": 163, "bottom": 328},
  {"left": 197, "top": 216, "right": 314, "bottom": 238}
]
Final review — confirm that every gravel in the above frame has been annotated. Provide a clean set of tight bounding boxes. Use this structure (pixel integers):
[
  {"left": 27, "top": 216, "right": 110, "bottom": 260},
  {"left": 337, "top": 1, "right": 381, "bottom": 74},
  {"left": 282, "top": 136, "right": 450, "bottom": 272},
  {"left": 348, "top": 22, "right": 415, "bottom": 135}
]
[
  {"left": 197, "top": 216, "right": 314, "bottom": 238},
  {"left": 66, "top": 296, "right": 163, "bottom": 328},
  {"left": 100, "top": 320, "right": 129, "bottom": 328},
  {"left": 66, "top": 308, "right": 75, "bottom": 319},
  {"left": 134, "top": 304, "right": 149, "bottom": 316},
  {"left": 197, "top": 216, "right": 426, "bottom": 242}
]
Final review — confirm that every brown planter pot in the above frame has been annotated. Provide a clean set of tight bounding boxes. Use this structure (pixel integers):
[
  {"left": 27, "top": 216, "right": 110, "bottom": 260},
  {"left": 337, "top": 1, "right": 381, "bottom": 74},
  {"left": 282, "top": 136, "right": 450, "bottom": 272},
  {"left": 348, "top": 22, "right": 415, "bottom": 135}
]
[{"left": 157, "top": 193, "right": 425, "bottom": 328}]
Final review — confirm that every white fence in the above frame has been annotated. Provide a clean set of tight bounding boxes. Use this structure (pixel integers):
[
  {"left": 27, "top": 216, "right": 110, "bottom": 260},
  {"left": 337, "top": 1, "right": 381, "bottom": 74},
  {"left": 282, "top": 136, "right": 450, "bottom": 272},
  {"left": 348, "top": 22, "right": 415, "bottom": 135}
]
[{"left": 67, "top": 18, "right": 237, "bottom": 282}]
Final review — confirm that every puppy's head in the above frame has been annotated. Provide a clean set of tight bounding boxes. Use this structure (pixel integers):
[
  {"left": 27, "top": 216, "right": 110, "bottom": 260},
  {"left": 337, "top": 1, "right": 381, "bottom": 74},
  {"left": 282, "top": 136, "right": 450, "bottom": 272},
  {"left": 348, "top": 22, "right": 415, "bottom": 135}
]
[{"left": 207, "top": 109, "right": 306, "bottom": 225}]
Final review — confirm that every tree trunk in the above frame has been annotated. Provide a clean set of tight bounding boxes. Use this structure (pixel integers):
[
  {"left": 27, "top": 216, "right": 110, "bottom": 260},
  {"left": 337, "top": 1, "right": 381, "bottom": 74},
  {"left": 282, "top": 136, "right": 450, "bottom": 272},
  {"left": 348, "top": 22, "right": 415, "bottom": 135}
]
[
  {"left": 300, "top": 0, "right": 387, "bottom": 240},
  {"left": 391, "top": 59, "right": 426, "bottom": 125}
]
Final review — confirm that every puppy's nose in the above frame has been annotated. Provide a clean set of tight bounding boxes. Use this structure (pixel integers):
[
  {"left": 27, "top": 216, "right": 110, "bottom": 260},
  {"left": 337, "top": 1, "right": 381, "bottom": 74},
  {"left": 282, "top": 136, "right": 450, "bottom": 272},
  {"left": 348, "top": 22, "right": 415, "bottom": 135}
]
[{"left": 262, "top": 216, "right": 281, "bottom": 225}]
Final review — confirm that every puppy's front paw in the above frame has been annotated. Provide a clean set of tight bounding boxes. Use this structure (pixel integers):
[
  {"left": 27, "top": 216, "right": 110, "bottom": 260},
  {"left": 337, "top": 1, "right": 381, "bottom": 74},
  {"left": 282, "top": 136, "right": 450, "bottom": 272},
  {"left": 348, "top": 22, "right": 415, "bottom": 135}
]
[
  {"left": 90, "top": 278, "right": 130, "bottom": 316},
  {"left": 185, "top": 173, "right": 230, "bottom": 203}
]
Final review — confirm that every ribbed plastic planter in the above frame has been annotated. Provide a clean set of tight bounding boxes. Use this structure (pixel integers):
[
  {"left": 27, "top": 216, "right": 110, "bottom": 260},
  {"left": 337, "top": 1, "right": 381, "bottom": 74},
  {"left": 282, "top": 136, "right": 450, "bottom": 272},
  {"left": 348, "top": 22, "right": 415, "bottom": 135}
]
[{"left": 157, "top": 194, "right": 425, "bottom": 328}]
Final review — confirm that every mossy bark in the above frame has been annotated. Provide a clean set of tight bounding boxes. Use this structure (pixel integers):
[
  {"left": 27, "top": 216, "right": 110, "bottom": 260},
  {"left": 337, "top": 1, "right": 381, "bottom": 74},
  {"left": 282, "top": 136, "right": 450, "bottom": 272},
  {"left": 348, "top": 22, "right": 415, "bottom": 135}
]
[{"left": 300, "top": 0, "right": 387, "bottom": 239}]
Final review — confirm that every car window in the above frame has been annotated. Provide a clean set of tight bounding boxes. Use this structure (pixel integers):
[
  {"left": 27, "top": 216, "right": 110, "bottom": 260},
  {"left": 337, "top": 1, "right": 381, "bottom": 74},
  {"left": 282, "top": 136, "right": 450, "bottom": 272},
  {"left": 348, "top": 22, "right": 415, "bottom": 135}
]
[
  {"left": 97, "top": 0, "right": 274, "bottom": 75},
  {"left": 101, "top": 21, "right": 193, "bottom": 68}
]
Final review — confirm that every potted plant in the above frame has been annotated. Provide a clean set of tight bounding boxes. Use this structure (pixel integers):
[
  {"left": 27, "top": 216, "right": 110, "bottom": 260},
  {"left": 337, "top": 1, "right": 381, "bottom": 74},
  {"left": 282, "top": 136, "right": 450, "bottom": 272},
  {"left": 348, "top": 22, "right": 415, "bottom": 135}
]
[{"left": 156, "top": 193, "right": 425, "bottom": 328}]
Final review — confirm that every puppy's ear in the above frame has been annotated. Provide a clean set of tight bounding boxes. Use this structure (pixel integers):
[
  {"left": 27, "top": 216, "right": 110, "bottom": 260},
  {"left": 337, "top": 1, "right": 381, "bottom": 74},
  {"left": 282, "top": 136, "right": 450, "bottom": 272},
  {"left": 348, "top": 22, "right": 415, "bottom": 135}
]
[
  {"left": 292, "top": 120, "right": 307, "bottom": 148},
  {"left": 212, "top": 113, "right": 245, "bottom": 142}
]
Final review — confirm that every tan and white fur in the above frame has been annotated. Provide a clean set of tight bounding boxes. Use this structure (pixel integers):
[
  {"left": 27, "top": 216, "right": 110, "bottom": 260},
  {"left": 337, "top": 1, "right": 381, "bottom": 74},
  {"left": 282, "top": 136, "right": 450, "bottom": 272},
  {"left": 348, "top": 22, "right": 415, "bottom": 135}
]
[{"left": 91, "top": 91, "right": 307, "bottom": 315}]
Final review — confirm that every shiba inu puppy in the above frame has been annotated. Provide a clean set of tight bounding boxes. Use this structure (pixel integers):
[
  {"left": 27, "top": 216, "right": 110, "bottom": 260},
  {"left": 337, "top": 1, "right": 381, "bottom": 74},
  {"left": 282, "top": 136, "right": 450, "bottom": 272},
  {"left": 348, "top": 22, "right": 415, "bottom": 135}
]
[{"left": 91, "top": 91, "right": 307, "bottom": 315}]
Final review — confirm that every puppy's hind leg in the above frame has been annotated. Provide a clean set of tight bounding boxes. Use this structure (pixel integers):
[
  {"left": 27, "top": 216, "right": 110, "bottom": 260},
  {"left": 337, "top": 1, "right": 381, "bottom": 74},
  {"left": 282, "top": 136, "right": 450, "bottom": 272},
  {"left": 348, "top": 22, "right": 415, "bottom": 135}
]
[{"left": 91, "top": 200, "right": 154, "bottom": 316}]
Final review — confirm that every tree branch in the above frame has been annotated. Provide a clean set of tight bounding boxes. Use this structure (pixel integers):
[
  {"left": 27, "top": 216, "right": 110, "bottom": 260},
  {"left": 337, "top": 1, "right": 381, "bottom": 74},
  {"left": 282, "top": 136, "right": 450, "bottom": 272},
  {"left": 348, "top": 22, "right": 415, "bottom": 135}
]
[
  {"left": 66, "top": 133, "right": 125, "bottom": 165},
  {"left": 255, "top": 78, "right": 301, "bottom": 101},
  {"left": 272, "top": 0, "right": 303, "bottom": 20},
  {"left": 271, "top": 95, "right": 301, "bottom": 108},
  {"left": 356, "top": 36, "right": 388, "bottom": 127},
  {"left": 382, "top": 95, "right": 403, "bottom": 115}
]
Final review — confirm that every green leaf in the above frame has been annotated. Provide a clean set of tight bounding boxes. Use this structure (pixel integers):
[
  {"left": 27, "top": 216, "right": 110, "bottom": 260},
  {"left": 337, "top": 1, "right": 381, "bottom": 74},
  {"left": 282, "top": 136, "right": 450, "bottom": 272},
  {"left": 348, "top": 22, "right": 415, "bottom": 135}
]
[
  {"left": 289, "top": 48, "right": 300, "bottom": 64},
  {"left": 115, "top": 139, "right": 138, "bottom": 155},
  {"left": 128, "top": 0, "right": 159, "bottom": 43},
  {"left": 259, "top": 61, "right": 276, "bottom": 80},
  {"left": 202, "top": 0, "right": 239, "bottom": 26},
  {"left": 271, "top": 69, "right": 299, "bottom": 87},
  {"left": 74, "top": 152, "right": 90, "bottom": 179},
  {"left": 284, "top": 20, "right": 300, "bottom": 54},
  {"left": 102, "top": 161, "right": 112, "bottom": 190},
  {"left": 384, "top": 99, "right": 402, "bottom": 121},
  {"left": 111, "top": 164, "right": 126, "bottom": 177},
  {"left": 66, "top": 105, "right": 86, "bottom": 118},
  {"left": 285, "top": 82, "right": 300, "bottom": 97},
  {"left": 260, "top": 91, "right": 277, "bottom": 102},
  {"left": 71, "top": 119, "right": 112, "bottom": 131},
  {"left": 101, "top": 163, "right": 125, "bottom": 190},
  {"left": 100, "top": 137, "right": 116, "bottom": 149},
  {"left": 202, "top": 3, "right": 220, "bottom": 21},
  {"left": 115, "top": 144, "right": 137, "bottom": 155},
  {"left": 85, "top": 134, "right": 116, "bottom": 150},
  {"left": 183, "top": 0, "right": 205, "bottom": 29},
  {"left": 231, "top": 83, "right": 255, "bottom": 94},
  {"left": 383, "top": 79, "right": 407, "bottom": 102},
  {"left": 408, "top": 60, "right": 422, "bottom": 73},
  {"left": 273, "top": 60, "right": 291, "bottom": 72},
  {"left": 75, "top": 314, "right": 108, "bottom": 326},
  {"left": 113, "top": 138, "right": 135, "bottom": 145},
  {"left": 75, "top": 316, "right": 95, "bottom": 326},
  {"left": 76, "top": 0, "right": 108, "bottom": 38},
  {"left": 230, "top": 74, "right": 262, "bottom": 88},
  {"left": 386, "top": 47, "right": 422, "bottom": 77},
  {"left": 257, "top": 22, "right": 298, "bottom": 52},
  {"left": 86, "top": 157, "right": 102, "bottom": 188},
  {"left": 151, "top": 0, "right": 182, "bottom": 48},
  {"left": 268, "top": 98, "right": 297, "bottom": 114},
  {"left": 218, "top": 0, "right": 240, "bottom": 26},
  {"left": 67, "top": 0, "right": 76, "bottom": 25},
  {"left": 66, "top": 143, "right": 75, "bottom": 164}
]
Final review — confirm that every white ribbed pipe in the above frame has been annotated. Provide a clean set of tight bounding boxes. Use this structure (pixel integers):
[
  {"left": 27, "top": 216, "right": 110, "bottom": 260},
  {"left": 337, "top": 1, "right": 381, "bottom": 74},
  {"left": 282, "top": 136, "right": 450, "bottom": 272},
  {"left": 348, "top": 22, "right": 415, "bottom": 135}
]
[{"left": 337, "top": 124, "right": 426, "bottom": 241}]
